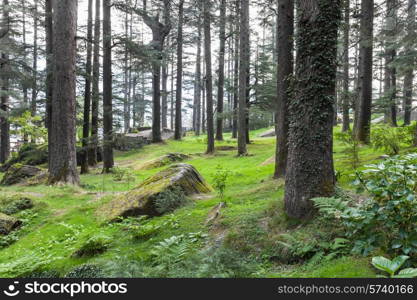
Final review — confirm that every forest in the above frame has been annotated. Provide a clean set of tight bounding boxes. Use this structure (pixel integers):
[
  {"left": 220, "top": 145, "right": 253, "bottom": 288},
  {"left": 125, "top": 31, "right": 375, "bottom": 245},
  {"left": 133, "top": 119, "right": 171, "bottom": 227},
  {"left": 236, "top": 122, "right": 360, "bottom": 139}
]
[{"left": 0, "top": 0, "right": 417, "bottom": 280}]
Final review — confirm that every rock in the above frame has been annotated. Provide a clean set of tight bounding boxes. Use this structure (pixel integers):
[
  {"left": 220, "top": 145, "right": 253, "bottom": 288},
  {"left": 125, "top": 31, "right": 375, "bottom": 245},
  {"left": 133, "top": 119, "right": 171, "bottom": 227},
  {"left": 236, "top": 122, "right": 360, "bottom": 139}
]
[
  {"left": 137, "top": 153, "right": 190, "bottom": 170},
  {"left": 0, "top": 165, "right": 42, "bottom": 186},
  {"left": 0, "top": 196, "right": 34, "bottom": 215},
  {"left": 113, "top": 134, "right": 149, "bottom": 151},
  {"left": 205, "top": 202, "right": 226, "bottom": 226},
  {"left": 0, "top": 213, "right": 21, "bottom": 235},
  {"left": 100, "top": 163, "right": 212, "bottom": 221},
  {"left": 258, "top": 128, "right": 276, "bottom": 138},
  {"left": 125, "top": 128, "right": 175, "bottom": 143},
  {"left": 0, "top": 143, "right": 47, "bottom": 172}
]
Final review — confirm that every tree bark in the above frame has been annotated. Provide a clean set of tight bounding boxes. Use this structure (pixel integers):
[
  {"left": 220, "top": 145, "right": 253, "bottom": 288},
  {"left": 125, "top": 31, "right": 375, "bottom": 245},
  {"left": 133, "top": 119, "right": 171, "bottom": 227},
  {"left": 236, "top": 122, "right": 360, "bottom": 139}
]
[
  {"left": 89, "top": 0, "right": 101, "bottom": 167},
  {"left": 232, "top": 1, "right": 239, "bottom": 139},
  {"left": 48, "top": 0, "right": 79, "bottom": 185},
  {"left": 216, "top": 0, "right": 226, "bottom": 141},
  {"left": 175, "top": 0, "right": 185, "bottom": 140},
  {"left": 284, "top": 0, "right": 341, "bottom": 220},
  {"left": 31, "top": 0, "right": 38, "bottom": 118},
  {"left": 237, "top": 0, "right": 249, "bottom": 156},
  {"left": 0, "top": 0, "right": 10, "bottom": 163},
  {"left": 342, "top": 0, "right": 350, "bottom": 132},
  {"left": 354, "top": 0, "right": 374, "bottom": 143},
  {"left": 45, "top": 0, "right": 53, "bottom": 168},
  {"left": 102, "top": 0, "right": 114, "bottom": 172},
  {"left": 81, "top": 0, "right": 94, "bottom": 174},
  {"left": 193, "top": 1, "right": 202, "bottom": 136},
  {"left": 274, "top": 0, "right": 294, "bottom": 178},
  {"left": 404, "top": 0, "right": 415, "bottom": 126},
  {"left": 203, "top": 0, "right": 214, "bottom": 153}
]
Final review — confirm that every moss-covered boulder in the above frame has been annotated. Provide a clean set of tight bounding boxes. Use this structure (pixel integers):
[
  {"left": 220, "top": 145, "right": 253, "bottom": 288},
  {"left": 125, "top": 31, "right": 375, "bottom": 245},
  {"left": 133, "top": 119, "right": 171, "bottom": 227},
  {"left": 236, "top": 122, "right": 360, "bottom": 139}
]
[
  {"left": 100, "top": 164, "right": 212, "bottom": 221},
  {"left": 137, "top": 153, "right": 190, "bottom": 170},
  {"left": 0, "top": 195, "right": 34, "bottom": 215},
  {"left": 0, "top": 143, "right": 47, "bottom": 172},
  {"left": 0, "top": 165, "right": 42, "bottom": 186},
  {"left": 0, "top": 213, "right": 21, "bottom": 235}
]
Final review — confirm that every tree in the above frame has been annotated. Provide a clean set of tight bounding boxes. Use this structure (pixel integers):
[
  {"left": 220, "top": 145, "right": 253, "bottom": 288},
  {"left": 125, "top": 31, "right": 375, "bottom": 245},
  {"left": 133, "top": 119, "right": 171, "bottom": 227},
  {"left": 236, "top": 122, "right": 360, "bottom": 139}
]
[
  {"left": 404, "top": 0, "right": 415, "bottom": 126},
  {"left": 102, "top": 0, "right": 114, "bottom": 173},
  {"left": 193, "top": 0, "right": 202, "bottom": 136},
  {"left": 354, "top": 0, "right": 374, "bottom": 143},
  {"left": 48, "top": 0, "right": 79, "bottom": 184},
  {"left": 216, "top": 0, "right": 226, "bottom": 141},
  {"left": 342, "top": 0, "right": 350, "bottom": 132},
  {"left": 203, "top": 0, "right": 214, "bottom": 154},
  {"left": 232, "top": 0, "right": 239, "bottom": 139},
  {"left": 45, "top": 0, "right": 53, "bottom": 168},
  {"left": 81, "top": 0, "right": 94, "bottom": 174},
  {"left": 31, "top": 0, "right": 38, "bottom": 118},
  {"left": 284, "top": 0, "right": 341, "bottom": 219},
  {"left": 274, "top": 0, "right": 294, "bottom": 178},
  {"left": 174, "top": 0, "right": 185, "bottom": 140},
  {"left": 237, "top": 0, "right": 249, "bottom": 156},
  {"left": 89, "top": 0, "right": 101, "bottom": 166},
  {"left": 0, "top": 0, "right": 10, "bottom": 164}
]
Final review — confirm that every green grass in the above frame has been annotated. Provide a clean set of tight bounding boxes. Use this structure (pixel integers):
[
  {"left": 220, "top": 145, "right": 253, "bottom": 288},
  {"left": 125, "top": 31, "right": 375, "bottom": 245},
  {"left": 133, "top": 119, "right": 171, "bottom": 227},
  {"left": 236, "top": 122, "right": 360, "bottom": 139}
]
[{"left": 0, "top": 126, "right": 410, "bottom": 278}]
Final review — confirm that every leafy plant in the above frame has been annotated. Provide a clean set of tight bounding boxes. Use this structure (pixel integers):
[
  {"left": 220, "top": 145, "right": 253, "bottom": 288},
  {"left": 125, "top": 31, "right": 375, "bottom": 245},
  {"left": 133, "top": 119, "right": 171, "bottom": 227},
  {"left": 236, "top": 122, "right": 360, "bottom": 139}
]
[
  {"left": 371, "top": 125, "right": 409, "bottom": 155},
  {"left": 372, "top": 256, "right": 417, "bottom": 278},
  {"left": 111, "top": 167, "right": 135, "bottom": 188},
  {"left": 72, "top": 235, "right": 111, "bottom": 258},
  {"left": 335, "top": 130, "right": 360, "bottom": 169},
  {"left": 154, "top": 187, "right": 189, "bottom": 214},
  {"left": 212, "top": 165, "right": 232, "bottom": 198}
]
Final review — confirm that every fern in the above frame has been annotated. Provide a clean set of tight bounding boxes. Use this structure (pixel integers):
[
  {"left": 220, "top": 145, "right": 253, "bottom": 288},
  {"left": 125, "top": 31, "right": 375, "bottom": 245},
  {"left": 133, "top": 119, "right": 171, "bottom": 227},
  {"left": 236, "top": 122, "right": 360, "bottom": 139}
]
[{"left": 312, "top": 197, "right": 349, "bottom": 219}]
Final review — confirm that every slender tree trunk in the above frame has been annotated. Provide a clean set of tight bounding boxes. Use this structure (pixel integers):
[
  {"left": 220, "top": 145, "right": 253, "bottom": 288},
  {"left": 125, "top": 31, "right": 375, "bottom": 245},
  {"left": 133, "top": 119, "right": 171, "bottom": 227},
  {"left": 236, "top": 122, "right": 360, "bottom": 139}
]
[
  {"left": 355, "top": 0, "right": 374, "bottom": 143},
  {"left": 274, "top": 0, "right": 294, "bottom": 178},
  {"left": 284, "top": 0, "right": 341, "bottom": 220},
  {"left": 175, "top": 0, "right": 185, "bottom": 140},
  {"left": 89, "top": 0, "right": 101, "bottom": 167},
  {"left": 216, "top": 0, "right": 226, "bottom": 141},
  {"left": 232, "top": 2, "right": 239, "bottom": 139},
  {"left": 404, "top": 0, "right": 415, "bottom": 126},
  {"left": 194, "top": 2, "right": 202, "bottom": 136},
  {"left": 81, "top": 0, "right": 93, "bottom": 174},
  {"left": 237, "top": 0, "right": 249, "bottom": 156},
  {"left": 48, "top": 0, "right": 79, "bottom": 184},
  {"left": 31, "top": 0, "right": 38, "bottom": 118},
  {"left": 45, "top": 0, "right": 53, "bottom": 168},
  {"left": 170, "top": 54, "right": 175, "bottom": 130},
  {"left": 162, "top": 41, "right": 168, "bottom": 129},
  {"left": 203, "top": 0, "right": 214, "bottom": 154},
  {"left": 0, "top": 0, "right": 10, "bottom": 163},
  {"left": 21, "top": 0, "right": 28, "bottom": 122},
  {"left": 102, "top": 0, "right": 114, "bottom": 172},
  {"left": 342, "top": 0, "right": 350, "bottom": 132},
  {"left": 123, "top": 10, "right": 130, "bottom": 133}
]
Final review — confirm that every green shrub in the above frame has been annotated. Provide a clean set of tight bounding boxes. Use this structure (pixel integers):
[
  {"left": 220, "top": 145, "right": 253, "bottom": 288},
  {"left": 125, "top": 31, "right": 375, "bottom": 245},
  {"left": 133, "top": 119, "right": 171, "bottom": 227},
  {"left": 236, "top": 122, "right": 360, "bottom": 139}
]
[
  {"left": 65, "top": 264, "right": 104, "bottom": 278},
  {"left": 154, "top": 187, "right": 189, "bottom": 214},
  {"left": 335, "top": 130, "right": 360, "bottom": 169},
  {"left": 371, "top": 125, "right": 409, "bottom": 155},
  {"left": 212, "top": 165, "right": 232, "bottom": 198},
  {"left": 0, "top": 197, "right": 33, "bottom": 215},
  {"left": 372, "top": 255, "right": 417, "bottom": 278},
  {"left": 72, "top": 235, "right": 111, "bottom": 258}
]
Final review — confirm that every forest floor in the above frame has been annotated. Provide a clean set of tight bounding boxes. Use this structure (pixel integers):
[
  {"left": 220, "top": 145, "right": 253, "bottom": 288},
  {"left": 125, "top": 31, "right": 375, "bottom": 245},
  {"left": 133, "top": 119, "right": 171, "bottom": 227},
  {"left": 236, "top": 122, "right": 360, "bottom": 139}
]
[{"left": 0, "top": 127, "right": 408, "bottom": 278}]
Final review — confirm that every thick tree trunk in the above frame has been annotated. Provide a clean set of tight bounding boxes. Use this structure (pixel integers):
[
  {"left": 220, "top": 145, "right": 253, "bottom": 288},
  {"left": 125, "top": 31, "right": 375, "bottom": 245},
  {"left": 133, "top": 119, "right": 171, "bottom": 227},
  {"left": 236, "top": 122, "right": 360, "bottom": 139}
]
[
  {"left": 102, "top": 0, "right": 114, "bottom": 172},
  {"left": 203, "top": 0, "right": 214, "bottom": 154},
  {"left": 284, "top": 0, "right": 341, "bottom": 220},
  {"left": 48, "top": 0, "right": 79, "bottom": 185},
  {"left": 45, "top": 0, "right": 53, "bottom": 168},
  {"left": 0, "top": 0, "right": 10, "bottom": 164},
  {"left": 404, "top": 0, "right": 415, "bottom": 126},
  {"left": 89, "top": 0, "right": 101, "bottom": 167},
  {"left": 81, "top": 0, "right": 93, "bottom": 174},
  {"left": 354, "top": 0, "right": 374, "bottom": 143},
  {"left": 237, "top": 0, "right": 249, "bottom": 156},
  {"left": 175, "top": 0, "right": 185, "bottom": 140},
  {"left": 274, "top": 0, "right": 294, "bottom": 178},
  {"left": 342, "top": 0, "right": 350, "bottom": 132},
  {"left": 215, "top": 0, "right": 226, "bottom": 141}
]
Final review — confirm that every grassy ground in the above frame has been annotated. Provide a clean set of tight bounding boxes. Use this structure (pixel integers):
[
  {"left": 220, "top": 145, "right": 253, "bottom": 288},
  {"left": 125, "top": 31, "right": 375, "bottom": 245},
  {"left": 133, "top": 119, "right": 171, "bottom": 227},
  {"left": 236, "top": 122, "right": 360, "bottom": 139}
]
[{"left": 0, "top": 126, "right": 404, "bottom": 278}]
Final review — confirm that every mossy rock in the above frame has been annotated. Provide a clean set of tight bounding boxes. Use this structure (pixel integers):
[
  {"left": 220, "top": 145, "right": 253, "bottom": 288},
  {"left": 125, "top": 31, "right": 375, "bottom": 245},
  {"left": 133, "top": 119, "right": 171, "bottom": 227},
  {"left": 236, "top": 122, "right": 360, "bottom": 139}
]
[
  {"left": 0, "top": 165, "right": 42, "bottom": 186},
  {"left": 137, "top": 153, "right": 190, "bottom": 170},
  {"left": 0, "top": 195, "right": 34, "bottom": 215},
  {"left": 100, "top": 163, "right": 212, "bottom": 221},
  {"left": 0, "top": 143, "right": 47, "bottom": 172},
  {"left": 0, "top": 213, "right": 22, "bottom": 235}
]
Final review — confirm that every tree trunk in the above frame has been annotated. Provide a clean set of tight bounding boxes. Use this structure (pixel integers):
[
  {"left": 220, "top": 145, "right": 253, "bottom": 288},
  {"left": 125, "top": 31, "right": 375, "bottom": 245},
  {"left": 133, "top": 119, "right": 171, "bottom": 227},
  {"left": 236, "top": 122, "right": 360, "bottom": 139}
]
[
  {"left": 31, "top": 0, "right": 38, "bottom": 118},
  {"left": 237, "top": 0, "right": 249, "bottom": 156},
  {"left": 102, "top": 0, "right": 114, "bottom": 172},
  {"left": 81, "top": 0, "right": 93, "bottom": 174},
  {"left": 203, "top": 0, "right": 214, "bottom": 154},
  {"left": 48, "top": 0, "right": 79, "bottom": 185},
  {"left": 215, "top": 0, "right": 226, "bottom": 141},
  {"left": 175, "top": 0, "right": 185, "bottom": 140},
  {"left": 232, "top": 2, "right": 239, "bottom": 139},
  {"left": 89, "top": 0, "right": 101, "bottom": 167},
  {"left": 404, "top": 0, "right": 415, "bottom": 126},
  {"left": 284, "top": 0, "right": 341, "bottom": 220},
  {"left": 354, "top": 0, "right": 374, "bottom": 143},
  {"left": 342, "top": 0, "right": 350, "bottom": 132},
  {"left": 194, "top": 1, "right": 202, "bottom": 136},
  {"left": 45, "top": 0, "right": 53, "bottom": 168},
  {"left": 274, "top": 0, "right": 294, "bottom": 178},
  {"left": 123, "top": 10, "right": 130, "bottom": 133},
  {"left": 162, "top": 46, "right": 168, "bottom": 129},
  {"left": 0, "top": 0, "right": 10, "bottom": 163}
]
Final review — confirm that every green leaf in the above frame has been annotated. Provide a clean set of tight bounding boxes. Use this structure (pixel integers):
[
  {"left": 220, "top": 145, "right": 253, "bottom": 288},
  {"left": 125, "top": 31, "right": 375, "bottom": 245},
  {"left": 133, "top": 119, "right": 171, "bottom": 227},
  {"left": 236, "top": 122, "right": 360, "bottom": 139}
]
[
  {"left": 371, "top": 256, "right": 396, "bottom": 276},
  {"left": 390, "top": 256, "right": 410, "bottom": 273},
  {"left": 393, "top": 268, "right": 417, "bottom": 278}
]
